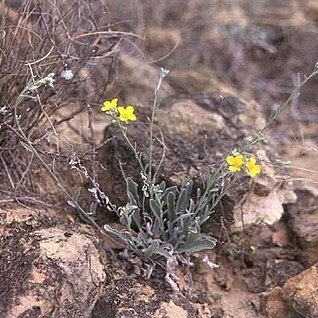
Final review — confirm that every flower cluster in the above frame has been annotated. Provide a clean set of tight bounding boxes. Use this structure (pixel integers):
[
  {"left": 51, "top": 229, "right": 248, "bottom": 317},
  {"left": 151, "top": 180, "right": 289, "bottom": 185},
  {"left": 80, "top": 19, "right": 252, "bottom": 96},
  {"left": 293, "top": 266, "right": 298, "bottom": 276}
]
[
  {"left": 101, "top": 98, "right": 137, "bottom": 123},
  {"left": 226, "top": 153, "right": 261, "bottom": 177}
]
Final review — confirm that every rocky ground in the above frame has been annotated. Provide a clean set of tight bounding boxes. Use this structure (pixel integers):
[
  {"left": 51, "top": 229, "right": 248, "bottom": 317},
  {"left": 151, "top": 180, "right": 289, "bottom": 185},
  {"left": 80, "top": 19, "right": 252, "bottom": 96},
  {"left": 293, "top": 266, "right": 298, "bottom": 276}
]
[{"left": 1, "top": 1, "right": 318, "bottom": 317}]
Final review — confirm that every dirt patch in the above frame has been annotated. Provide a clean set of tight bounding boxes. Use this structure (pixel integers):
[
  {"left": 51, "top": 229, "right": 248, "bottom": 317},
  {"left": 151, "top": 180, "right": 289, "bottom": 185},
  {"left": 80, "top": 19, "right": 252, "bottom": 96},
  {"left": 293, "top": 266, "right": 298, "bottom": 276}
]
[{"left": 0, "top": 220, "right": 40, "bottom": 315}]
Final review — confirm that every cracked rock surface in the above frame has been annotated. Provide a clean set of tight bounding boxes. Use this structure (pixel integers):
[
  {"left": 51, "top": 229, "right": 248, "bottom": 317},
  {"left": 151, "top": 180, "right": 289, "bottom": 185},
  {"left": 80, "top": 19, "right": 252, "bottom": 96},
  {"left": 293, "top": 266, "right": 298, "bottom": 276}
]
[{"left": 0, "top": 208, "right": 106, "bottom": 318}]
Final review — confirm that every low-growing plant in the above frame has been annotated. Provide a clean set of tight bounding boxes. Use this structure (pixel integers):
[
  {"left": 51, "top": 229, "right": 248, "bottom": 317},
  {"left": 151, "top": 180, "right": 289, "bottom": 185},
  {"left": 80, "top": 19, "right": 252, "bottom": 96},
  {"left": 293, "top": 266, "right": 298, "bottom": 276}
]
[
  {"left": 99, "top": 63, "right": 318, "bottom": 285},
  {"left": 3, "top": 1, "right": 318, "bottom": 289},
  {"left": 100, "top": 68, "right": 263, "bottom": 284},
  {"left": 7, "top": 59, "right": 318, "bottom": 289}
]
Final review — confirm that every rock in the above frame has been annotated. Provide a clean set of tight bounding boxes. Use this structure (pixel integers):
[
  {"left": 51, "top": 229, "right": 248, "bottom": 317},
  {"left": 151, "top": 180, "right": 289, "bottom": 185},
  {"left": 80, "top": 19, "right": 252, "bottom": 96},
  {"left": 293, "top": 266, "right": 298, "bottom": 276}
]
[
  {"left": 266, "top": 287, "right": 295, "bottom": 318},
  {"left": 272, "top": 227, "right": 289, "bottom": 248},
  {"left": 155, "top": 300, "right": 188, "bottom": 318},
  {"left": 0, "top": 207, "right": 106, "bottom": 318},
  {"left": 143, "top": 27, "right": 181, "bottom": 62},
  {"left": 285, "top": 184, "right": 318, "bottom": 265},
  {"left": 265, "top": 259, "right": 304, "bottom": 288},
  {"left": 267, "top": 262, "right": 318, "bottom": 318},
  {"left": 232, "top": 151, "right": 297, "bottom": 230},
  {"left": 112, "top": 52, "right": 174, "bottom": 106}
]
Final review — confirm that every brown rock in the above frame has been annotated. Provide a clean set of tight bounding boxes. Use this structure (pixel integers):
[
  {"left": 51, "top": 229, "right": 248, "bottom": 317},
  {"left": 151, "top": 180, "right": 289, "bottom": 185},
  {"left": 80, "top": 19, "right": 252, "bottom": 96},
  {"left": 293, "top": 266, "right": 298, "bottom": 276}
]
[
  {"left": 155, "top": 300, "right": 188, "bottom": 318},
  {"left": 232, "top": 151, "right": 297, "bottom": 231},
  {"left": 0, "top": 208, "right": 106, "bottom": 318},
  {"left": 272, "top": 228, "right": 289, "bottom": 248},
  {"left": 286, "top": 184, "right": 318, "bottom": 264},
  {"left": 267, "top": 263, "right": 318, "bottom": 318},
  {"left": 143, "top": 27, "right": 181, "bottom": 62},
  {"left": 266, "top": 287, "right": 294, "bottom": 318},
  {"left": 283, "top": 263, "right": 318, "bottom": 317}
]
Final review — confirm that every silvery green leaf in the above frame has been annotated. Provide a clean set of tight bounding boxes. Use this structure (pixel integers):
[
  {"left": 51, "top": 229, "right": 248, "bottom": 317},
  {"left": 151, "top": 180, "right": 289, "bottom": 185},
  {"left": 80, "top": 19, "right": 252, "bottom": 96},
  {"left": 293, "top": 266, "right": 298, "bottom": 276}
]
[
  {"left": 128, "top": 191, "right": 138, "bottom": 206},
  {"left": 150, "top": 198, "right": 162, "bottom": 221},
  {"left": 137, "top": 229, "right": 148, "bottom": 245},
  {"left": 188, "top": 198, "right": 195, "bottom": 214},
  {"left": 156, "top": 245, "right": 173, "bottom": 259},
  {"left": 167, "top": 191, "right": 176, "bottom": 221},
  {"left": 104, "top": 224, "right": 131, "bottom": 242},
  {"left": 183, "top": 214, "right": 192, "bottom": 229},
  {"left": 197, "top": 196, "right": 208, "bottom": 208},
  {"left": 173, "top": 225, "right": 184, "bottom": 237},
  {"left": 121, "top": 208, "right": 133, "bottom": 229},
  {"left": 159, "top": 181, "right": 166, "bottom": 191},
  {"left": 132, "top": 208, "right": 142, "bottom": 228},
  {"left": 119, "top": 214, "right": 126, "bottom": 226},
  {"left": 177, "top": 235, "right": 217, "bottom": 253},
  {"left": 176, "top": 188, "right": 188, "bottom": 214},
  {"left": 167, "top": 221, "right": 174, "bottom": 241},
  {"left": 186, "top": 229, "right": 200, "bottom": 244},
  {"left": 144, "top": 240, "right": 160, "bottom": 259},
  {"left": 196, "top": 188, "right": 201, "bottom": 201},
  {"left": 51, "top": 158, "right": 56, "bottom": 174},
  {"left": 162, "top": 186, "right": 177, "bottom": 203},
  {"left": 174, "top": 212, "right": 192, "bottom": 225},
  {"left": 126, "top": 177, "right": 140, "bottom": 204},
  {"left": 161, "top": 225, "right": 169, "bottom": 242},
  {"left": 205, "top": 204, "right": 213, "bottom": 215},
  {"left": 72, "top": 187, "right": 81, "bottom": 203},
  {"left": 198, "top": 213, "right": 211, "bottom": 225},
  {"left": 185, "top": 180, "right": 193, "bottom": 197},
  {"left": 20, "top": 141, "right": 33, "bottom": 153},
  {"left": 152, "top": 217, "right": 161, "bottom": 238},
  {"left": 67, "top": 200, "right": 76, "bottom": 208},
  {"left": 89, "top": 202, "right": 97, "bottom": 215}
]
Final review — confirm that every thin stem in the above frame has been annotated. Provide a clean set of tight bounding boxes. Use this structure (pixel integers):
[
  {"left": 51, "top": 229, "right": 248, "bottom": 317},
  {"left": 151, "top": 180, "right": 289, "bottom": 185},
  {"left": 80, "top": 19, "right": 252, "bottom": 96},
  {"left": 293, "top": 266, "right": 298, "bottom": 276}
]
[
  {"left": 13, "top": 83, "right": 101, "bottom": 231},
  {"left": 148, "top": 77, "right": 161, "bottom": 182},
  {"left": 262, "top": 69, "right": 318, "bottom": 133},
  {"left": 148, "top": 69, "right": 168, "bottom": 183},
  {"left": 118, "top": 121, "right": 145, "bottom": 173}
]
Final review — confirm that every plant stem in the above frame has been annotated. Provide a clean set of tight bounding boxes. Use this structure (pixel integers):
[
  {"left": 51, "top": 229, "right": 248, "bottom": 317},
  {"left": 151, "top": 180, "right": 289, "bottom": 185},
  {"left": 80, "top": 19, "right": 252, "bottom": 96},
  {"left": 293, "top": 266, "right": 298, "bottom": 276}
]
[
  {"left": 118, "top": 121, "right": 145, "bottom": 173},
  {"left": 262, "top": 69, "right": 318, "bottom": 133},
  {"left": 13, "top": 85, "right": 101, "bottom": 231},
  {"left": 148, "top": 69, "right": 168, "bottom": 183}
]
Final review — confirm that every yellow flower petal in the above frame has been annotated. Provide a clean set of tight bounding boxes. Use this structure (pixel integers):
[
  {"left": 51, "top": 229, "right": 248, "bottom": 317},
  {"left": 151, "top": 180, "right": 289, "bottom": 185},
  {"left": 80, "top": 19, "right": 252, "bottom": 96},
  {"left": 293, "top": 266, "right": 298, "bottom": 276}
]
[
  {"left": 250, "top": 165, "right": 261, "bottom": 177},
  {"left": 226, "top": 156, "right": 235, "bottom": 165},
  {"left": 248, "top": 157, "right": 256, "bottom": 165},
  {"left": 101, "top": 98, "right": 118, "bottom": 112},
  {"left": 229, "top": 166, "right": 239, "bottom": 172},
  {"left": 118, "top": 105, "right": 137, "bottom": 122},
  {"left": 246, "top": 157, "right": 261, "bottom": 177},
  {"left": 226, "top": 153, "right": 244, "bottom": 172},
  {"left": 235, "top": 154, "right": 244, "bottom": 166}
]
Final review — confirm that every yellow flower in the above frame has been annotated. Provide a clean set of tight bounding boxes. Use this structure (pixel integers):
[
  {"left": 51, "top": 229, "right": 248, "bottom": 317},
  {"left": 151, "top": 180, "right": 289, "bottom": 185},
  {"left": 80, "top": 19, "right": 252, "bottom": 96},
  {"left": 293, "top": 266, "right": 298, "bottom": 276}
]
[
  {"left": 246, "top": 157, "right": 261, "bottom": 177},
  {"left": 118, "top": 106, "right": 137, "bottom": 122},
  {"left": 226, "top": 154, "right": 244, "bottom": 172},
  {"left": 101, "top": 98, "right": 118, "bottom": 112}
]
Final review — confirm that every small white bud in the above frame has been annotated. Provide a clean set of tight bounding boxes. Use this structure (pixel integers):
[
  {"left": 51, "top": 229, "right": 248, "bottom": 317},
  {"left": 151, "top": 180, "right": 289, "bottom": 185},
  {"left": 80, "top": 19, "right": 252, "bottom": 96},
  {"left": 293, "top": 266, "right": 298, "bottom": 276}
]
[{"left": 61, "top": 69, "right": 74, "bottom": 81}]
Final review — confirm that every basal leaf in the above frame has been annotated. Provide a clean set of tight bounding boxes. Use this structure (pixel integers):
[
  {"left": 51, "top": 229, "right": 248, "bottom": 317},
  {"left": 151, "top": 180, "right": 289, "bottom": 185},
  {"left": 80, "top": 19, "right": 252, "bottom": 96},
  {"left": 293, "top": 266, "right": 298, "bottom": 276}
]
[{"left": 177, "top": 235, "right": 217, "bottom": 253}]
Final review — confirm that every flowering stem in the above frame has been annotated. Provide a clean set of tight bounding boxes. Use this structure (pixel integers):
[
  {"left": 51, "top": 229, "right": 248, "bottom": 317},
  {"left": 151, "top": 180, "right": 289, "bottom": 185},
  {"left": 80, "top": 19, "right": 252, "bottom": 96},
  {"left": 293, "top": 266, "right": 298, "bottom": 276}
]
[
  {"left": 148, "top": 68, "right": 169, "bottom": 183},
  {"left": 118, "top": 121, "right": 145, "bottom": 173},
  {"left": 13, "top": 79, "right": 102, "bottom": 231},
  {"left": 262, "top": 69, "right": 318, "bottom": 133}
]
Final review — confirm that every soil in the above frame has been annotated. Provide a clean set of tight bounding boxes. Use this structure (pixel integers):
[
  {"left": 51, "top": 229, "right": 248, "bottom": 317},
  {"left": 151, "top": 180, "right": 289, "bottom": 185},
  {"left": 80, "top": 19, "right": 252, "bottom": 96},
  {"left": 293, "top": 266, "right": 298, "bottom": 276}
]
[{"left": 1, "top": 1, "right": 318, "bottom": 317}]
